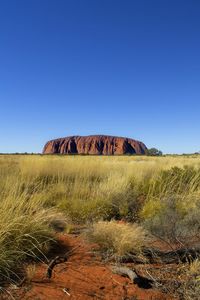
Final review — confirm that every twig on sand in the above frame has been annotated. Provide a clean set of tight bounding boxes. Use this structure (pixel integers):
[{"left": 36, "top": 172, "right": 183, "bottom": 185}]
[
  {"left": 47, "top": 256, "right": 68, "bottom": 279},
  {"left": 63, "top": 288, "right": 70, "bottom": 296},
  {"left": 46, "top": 244, "right": 81, "bottom": 278}
]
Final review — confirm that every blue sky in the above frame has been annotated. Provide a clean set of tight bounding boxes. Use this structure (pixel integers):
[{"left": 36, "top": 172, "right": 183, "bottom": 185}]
[{"left": 0, "top": 0, "right": 200, "bottom": 154}]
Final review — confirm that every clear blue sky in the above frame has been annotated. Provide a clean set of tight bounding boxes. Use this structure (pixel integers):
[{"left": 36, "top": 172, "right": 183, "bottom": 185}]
[{"left": 0, "top": 0, "right": 200, "bottom": 154}]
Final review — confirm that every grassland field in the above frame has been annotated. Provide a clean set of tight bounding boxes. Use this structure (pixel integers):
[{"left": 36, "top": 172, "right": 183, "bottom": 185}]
[{"left": 1, "top": 154, "right": 200, "bottom": 298}]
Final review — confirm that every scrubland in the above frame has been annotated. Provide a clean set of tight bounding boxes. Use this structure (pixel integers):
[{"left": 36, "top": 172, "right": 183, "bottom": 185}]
[{"left": 1, "top": 154, "right": 200, "bottom": 298}]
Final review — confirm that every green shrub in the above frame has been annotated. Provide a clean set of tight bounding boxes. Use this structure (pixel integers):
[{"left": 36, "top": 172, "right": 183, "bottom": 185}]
[{"left": 141, "top": 167, "right": 200, "bottom": 243}]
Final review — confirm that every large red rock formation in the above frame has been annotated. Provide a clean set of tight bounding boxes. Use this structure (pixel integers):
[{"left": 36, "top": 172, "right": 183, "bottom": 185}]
[{"left": 43, "top": 135, "right": 147, "bottom": 155}]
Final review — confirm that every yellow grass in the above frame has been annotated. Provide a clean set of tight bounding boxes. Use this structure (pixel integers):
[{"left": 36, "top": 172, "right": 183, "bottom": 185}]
[{"left": 1, "top": 154, "right": 200, "bottom": 283}]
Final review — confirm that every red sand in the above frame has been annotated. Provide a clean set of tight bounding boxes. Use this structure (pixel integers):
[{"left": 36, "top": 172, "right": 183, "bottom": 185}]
[{"left": 9, "top": 233, "right": 174, "bottom": 300}]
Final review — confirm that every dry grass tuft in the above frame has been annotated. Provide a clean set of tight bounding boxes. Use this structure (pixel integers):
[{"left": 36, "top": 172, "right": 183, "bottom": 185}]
[{"left": 86, "top": 220, "right": 146, "bottom": 257}]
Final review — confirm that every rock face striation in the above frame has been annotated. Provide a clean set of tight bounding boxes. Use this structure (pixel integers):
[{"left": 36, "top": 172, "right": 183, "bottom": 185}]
[{"left": 43, "top": 135, "right": 147, "bottom": 155}]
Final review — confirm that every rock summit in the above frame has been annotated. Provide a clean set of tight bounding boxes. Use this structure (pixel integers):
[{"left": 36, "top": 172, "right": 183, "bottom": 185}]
[{"left": 43, "top": 135, "right": 147, "bottom": 155}]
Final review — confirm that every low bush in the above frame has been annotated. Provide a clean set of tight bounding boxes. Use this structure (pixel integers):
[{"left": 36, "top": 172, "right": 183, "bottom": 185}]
[{"left": 141, "top": 167, "right": 200, "bottom": 244}]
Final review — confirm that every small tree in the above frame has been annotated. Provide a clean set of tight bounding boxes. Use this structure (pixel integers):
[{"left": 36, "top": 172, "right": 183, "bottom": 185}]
[{"left": 147, "top": 148, "right": 162, "bottom": 156}]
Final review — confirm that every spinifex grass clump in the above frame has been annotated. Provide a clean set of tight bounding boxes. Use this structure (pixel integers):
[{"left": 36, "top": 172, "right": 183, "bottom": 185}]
[
  {"left": 86, "top": 220, "right": 146, "bottom": 258},
  {"left": 0, "top": 183, "right": 58, "bottom": 283}
]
